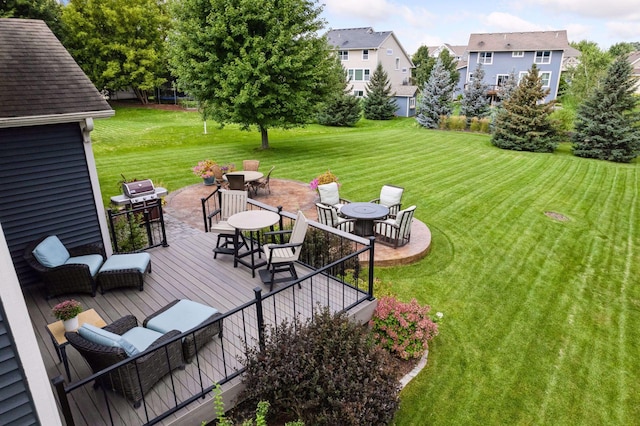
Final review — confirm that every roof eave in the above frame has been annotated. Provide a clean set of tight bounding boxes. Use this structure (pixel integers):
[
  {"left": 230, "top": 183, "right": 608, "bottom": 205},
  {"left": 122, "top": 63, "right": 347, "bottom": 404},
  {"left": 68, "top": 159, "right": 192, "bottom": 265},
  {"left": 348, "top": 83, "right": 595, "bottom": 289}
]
[{"left": 0, "top": 110, "right": 115, "bottom": 129}]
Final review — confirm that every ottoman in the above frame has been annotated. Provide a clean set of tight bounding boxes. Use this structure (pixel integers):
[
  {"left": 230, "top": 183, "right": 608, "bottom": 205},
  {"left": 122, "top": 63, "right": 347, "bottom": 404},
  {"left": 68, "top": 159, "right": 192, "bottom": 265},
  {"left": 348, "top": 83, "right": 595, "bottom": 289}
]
[
  {"left": 143, "top": 299, "right": 223, "bottom": 362},
  {"left": 97, "top": 252, "right": 151, "bottom": 294}
]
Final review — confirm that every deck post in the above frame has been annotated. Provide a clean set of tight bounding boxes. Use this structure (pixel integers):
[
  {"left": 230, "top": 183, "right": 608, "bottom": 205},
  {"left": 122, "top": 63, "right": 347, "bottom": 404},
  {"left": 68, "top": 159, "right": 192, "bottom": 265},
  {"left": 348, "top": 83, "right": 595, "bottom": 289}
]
[
  {"left": 368, "top": 237, "right": 375, "bottom": 300},
  {"left": 253, "top": 287, "right": 266, "bottom": 351},
  {"left": 51, "top": 375, "right": 75, "bottom": 426}
]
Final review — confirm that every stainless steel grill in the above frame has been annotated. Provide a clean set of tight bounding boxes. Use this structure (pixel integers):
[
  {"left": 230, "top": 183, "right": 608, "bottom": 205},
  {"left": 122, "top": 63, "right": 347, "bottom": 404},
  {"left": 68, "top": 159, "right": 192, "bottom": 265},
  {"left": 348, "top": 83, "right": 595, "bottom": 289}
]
[{"left": 111, "top": 179, "right": 167, "bottom": 206}]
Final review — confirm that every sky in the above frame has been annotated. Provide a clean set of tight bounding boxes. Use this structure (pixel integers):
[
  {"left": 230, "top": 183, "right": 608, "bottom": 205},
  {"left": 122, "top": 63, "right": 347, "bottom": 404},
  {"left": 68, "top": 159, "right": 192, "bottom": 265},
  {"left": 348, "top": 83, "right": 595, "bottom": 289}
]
[{"left": 320, "top": 0, "right": 640, "bottom": 55}]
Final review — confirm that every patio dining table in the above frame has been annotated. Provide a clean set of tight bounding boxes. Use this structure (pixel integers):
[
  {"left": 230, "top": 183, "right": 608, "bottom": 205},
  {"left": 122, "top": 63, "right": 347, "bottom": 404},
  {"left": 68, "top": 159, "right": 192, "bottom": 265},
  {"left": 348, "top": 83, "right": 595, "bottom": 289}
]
[{"left": 227, "top": 210, "right": 280, "bottom": 277}]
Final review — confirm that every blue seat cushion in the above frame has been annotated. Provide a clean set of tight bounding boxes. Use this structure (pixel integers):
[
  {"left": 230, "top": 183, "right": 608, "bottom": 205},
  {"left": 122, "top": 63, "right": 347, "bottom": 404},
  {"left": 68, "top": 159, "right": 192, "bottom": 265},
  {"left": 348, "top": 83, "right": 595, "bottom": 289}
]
[
  {"left": 66, "top": 254, "right": 104, "bottom": 276},
  {"left": 119, "top": 327, "right": 164, "bottom": 357},
  {"left": 32, "top": 236, "right": 70, "bottom": 267},
  {"left": 78, "top": 323, "right": 122, "bottom": 348},
  {"left": 100, "top": 253, "right": 151, "bottom": 274},
  {"left": 146, "top": 300, "right": 219, "bottom": 334}
]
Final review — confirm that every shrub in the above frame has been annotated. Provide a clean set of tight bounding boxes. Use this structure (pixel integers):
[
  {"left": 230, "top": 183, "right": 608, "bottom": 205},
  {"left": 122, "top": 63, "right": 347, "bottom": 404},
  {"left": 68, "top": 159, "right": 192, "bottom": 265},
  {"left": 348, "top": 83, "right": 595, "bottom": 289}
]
[
  {"left": 112, "top": 212, "right": 148, "bottom": 253},
  {"left": 469, "top": 117, "right": 481, "bottom": 132},
  {"left": 370, "top": 296, "right": 439, "bottom": 360},
  {"left": 238, "top": 308, "right": 400, "bottom": 426},
  {"left": 449, "top": 115, "right": 467, "bottom": 131}
]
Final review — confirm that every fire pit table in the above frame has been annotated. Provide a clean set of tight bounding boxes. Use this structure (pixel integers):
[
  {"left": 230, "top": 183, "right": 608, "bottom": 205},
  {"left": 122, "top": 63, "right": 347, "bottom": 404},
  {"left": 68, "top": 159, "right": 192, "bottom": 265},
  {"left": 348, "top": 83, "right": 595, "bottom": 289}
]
[{"left": 340, "top": 202, "right": 389, "bottom": 237}]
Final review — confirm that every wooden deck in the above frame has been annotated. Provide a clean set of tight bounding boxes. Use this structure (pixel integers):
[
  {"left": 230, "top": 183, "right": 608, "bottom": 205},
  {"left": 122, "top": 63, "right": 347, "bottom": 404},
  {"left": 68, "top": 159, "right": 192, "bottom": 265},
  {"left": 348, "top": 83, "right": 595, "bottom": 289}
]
[{"left": 25, "top": 231, "right": 374, "bottom": 425}]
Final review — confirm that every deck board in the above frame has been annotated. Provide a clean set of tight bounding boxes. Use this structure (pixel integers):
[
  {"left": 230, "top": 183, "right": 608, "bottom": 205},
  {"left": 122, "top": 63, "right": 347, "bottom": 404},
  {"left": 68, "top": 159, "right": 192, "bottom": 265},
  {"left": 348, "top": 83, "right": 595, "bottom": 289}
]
[{"left": 25, "top": 231, "right": 370, "bottom": 425}]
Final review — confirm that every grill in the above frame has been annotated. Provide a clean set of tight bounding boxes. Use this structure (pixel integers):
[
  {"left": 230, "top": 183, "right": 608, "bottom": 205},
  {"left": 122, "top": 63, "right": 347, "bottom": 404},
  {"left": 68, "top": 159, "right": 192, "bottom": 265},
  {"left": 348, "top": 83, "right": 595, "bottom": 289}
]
[{"left": 111, "top": 179, "right": 168, "bottom": 206}]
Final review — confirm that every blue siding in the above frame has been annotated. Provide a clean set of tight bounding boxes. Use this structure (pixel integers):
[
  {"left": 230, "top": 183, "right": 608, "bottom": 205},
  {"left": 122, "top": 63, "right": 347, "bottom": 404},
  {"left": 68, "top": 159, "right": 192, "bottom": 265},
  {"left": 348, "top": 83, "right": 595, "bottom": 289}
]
[{"left": 394, "top": 96, "right": 416, "bottom": 117}]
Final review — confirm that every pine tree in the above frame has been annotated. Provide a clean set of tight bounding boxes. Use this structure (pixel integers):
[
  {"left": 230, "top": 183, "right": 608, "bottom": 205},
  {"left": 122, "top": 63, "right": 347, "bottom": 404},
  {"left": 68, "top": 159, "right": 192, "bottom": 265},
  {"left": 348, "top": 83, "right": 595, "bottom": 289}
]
[
  {"left": 460, "top": 63, "right": 489, "bottom": 124},
  {"left": 416, "top": 57, "right": 455, "bottom": 129},
  {"left": 362, "top": 63, "right": 397, "bottom": 120},
  {"left": 497, "top": 69, "right": 518, "bottom": 104},
  {"left": 572, "top": 55, "right": 640, "bottom": 162},
  {"left": 317, "top": 65, "right": 361, "bottom": 127},
  {"left": 491, "top": 64, "right": 559, "bottom": 152}
]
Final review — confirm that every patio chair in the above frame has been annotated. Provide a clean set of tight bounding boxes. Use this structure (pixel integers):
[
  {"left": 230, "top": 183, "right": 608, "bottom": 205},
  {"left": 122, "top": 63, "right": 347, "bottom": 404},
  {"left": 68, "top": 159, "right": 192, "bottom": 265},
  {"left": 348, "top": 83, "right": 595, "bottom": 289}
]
[
  {"left": 209, "top": 190, "right": 248, "bottom": 258},
  {"left": 242, "top": 159, "right": 260, "bottom": 171},
  {"left": 260, "top": 211, "right": 309, "bottom": 291},
  {"left": 251, "top": 165, "right": 275, "bottom": 195},
  {"left": 317, "top": 182, "right": 351, "bottom": 211},
  {"left": 23, "top": 235, "right": 105, "bottom": 298},
  {"left": 226, "top": 173, "right": 245, "bottom": 191},
  {"left": 65, "top": 315, "right": 184, "bottom": 408},
  {"left": 315, "top": 203, "right": 355, "bottom": 232},
  {"left": 370, "top": 184, "right": 404, "bottom": 218},
  {"left": 373, "top": 205, "right": 416, "bottom": 248}
]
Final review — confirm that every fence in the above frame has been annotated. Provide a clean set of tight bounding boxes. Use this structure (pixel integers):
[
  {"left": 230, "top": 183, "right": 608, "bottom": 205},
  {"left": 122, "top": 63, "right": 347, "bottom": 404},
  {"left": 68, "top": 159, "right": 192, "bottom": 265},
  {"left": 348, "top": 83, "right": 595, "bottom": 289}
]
[{"left": 106, "top": 200, "right": 168, "bottom": 253}]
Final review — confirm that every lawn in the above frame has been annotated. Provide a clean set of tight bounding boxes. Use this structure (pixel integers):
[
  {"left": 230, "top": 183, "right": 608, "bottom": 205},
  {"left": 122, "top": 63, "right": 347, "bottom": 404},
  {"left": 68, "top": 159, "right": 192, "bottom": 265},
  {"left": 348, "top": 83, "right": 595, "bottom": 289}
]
[{"left": 92, "top": 104, "right": 640, "bottom": 425}]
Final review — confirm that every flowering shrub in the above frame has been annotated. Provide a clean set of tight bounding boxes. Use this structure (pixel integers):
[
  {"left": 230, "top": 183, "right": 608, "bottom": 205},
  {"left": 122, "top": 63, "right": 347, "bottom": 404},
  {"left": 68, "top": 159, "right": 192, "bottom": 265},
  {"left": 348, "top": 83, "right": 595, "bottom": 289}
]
[
  {"left": 309, "top": 170, "right": 339, "bottom": 191},
  {"left": 192, "top": 159, "right": 217, "bottom": 179},
  {"left": 52, "top": 299, "right": 83, "bottom": 321},
  {"left": 370, "top": 296, "right": 439, "bottom": 360},
  {"left": 219, "top": 163, "right": 236, "bottom": 174}
]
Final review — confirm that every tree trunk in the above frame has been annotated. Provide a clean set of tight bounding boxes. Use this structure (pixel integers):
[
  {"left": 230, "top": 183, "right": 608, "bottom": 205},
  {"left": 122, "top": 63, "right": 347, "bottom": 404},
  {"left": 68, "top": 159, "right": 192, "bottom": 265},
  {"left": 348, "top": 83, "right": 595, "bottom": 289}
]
[
  {"left": 133, "top": 87, "right": 149, "bottom": 105},
  {"left": 260, "top": 126, "right": 270, "bottom": 149}
]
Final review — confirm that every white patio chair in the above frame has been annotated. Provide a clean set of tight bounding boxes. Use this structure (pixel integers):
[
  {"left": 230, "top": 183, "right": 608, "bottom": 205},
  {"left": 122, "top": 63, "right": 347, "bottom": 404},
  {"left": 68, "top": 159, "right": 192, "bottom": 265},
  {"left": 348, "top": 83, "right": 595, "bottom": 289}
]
[
  {"left": 317, "top": 182, "right": 351, "bottom": 211},
  {"left": 370, "top": 184, "right": 404, "bottom": 218},
  {"left": 260, "top": 211, "right": 308, "bottom": 291},
  {"left": 315, "top": 203, "right": 355, "bottom": 233},
  {"left": 373, "top": 205, "right": 416, "bottom": 248},
  {"left": 209, "top": 190, "right": 248, "bottom": 258}
]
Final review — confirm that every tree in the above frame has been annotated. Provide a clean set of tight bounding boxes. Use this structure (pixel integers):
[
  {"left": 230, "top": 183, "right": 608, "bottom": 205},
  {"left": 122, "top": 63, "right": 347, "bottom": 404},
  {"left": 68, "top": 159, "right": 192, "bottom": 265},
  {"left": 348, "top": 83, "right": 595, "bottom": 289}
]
[
  {"left": 460, "top": 63, "right": 489, "bottom": 123},
  {"left": 168, "top": 0, "right": 340, "bottom": 149},
  {"left": 608, "top": 42, "right": 640, "bottom": 58},
  {"left": 497, "top": 69, "right": 518, "bottom": 104},
  {"left": 362, "top": 63, "right": 397, "bottom": 120},
  {"left": 416, "top": 57, "right": 455, "bottom": 129},
  {"left": 572, "top": 56, "right": 640, "bottom": 162},
  {"left": 0, "top": 0, "right": 64, "bottom": 39},
  {"left": 411, "top": 45, "right": 436, "bottom": 89},
  {"left": 61, "top": 0, "right": 169, "bottom": 104},
  {"left": 317, "top": 64, "right": 362, "bottom": 127},
  {"left": 564, "top": 40, "right": 612, "bottom": 103},
  {"left": 491, "top": 64, "right": 559, "bottom": 153}
]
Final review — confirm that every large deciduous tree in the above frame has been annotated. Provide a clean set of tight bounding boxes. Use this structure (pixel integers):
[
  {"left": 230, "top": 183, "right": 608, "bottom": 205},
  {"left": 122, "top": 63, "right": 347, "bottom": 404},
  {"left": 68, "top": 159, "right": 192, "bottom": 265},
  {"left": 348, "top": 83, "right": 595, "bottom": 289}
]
[
  {"left": 1, "top": 0, "right": 64, "bottom": 39},
  {"left": 362, "top": 63, "right": 397, "bottom": 120},
  {"left": 572, "top": 56, "right": 640, "bottom": 162},
  {"left": 491, "top": 64, "right": 559, "bottom": 153},
  {"left": 416, "top": 57, "right": 455, "bottom": 129},
  {"left": 62, "top": 0, "right": 169, "bottom": 104},
  {"left": 460, "top": 63, "right": 489, "bottom": 123},
  {"left": 411, "top": 45, "right": 435, "bottom": 89},
  {"left": 168, "top": 0, "right": 340, "bottom": 149},
  {"left": 564, "top": 40, "right": 612, "bottom": 103}
]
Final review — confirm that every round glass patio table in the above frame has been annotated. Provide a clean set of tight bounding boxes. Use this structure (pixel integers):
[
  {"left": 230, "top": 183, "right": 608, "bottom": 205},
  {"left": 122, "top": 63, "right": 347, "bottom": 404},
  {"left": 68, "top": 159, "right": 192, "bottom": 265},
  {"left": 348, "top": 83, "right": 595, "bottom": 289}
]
[{"left": 340, "top": 202, "right": 389, "bottom": 237}]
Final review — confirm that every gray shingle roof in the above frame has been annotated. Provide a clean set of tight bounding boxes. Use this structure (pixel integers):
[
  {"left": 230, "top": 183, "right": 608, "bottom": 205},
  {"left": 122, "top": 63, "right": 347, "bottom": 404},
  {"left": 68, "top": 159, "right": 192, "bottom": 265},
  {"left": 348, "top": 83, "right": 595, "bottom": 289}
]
[
  {"left": 467, "top": 30, "right": 571, "bottom": 52},
  {"left": 393, "top": 85, "right": 418, "bottom": 97},
  {"left": 326, "top": 27, "right": 392, "bottom": 50},
  {"left": 0, "top": 18, "right": 112, "bottom": 119}
]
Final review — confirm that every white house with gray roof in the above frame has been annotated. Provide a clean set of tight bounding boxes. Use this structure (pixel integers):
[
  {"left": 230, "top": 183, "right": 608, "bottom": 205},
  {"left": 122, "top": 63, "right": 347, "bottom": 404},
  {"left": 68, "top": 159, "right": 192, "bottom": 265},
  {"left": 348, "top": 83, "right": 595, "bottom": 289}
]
[{"left": 326, "top": 27, "right": 418, "bottom": 117}]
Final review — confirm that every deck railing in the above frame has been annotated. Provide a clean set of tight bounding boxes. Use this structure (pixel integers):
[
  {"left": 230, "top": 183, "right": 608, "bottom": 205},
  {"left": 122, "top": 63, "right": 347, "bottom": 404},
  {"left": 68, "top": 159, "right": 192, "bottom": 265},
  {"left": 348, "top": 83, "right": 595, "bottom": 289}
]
[
  {"left": 106, "top": 199, "right": 169, "bottom": 253},
  {"left": 53, "top": 204, "right": 375, "bottom": 426}
]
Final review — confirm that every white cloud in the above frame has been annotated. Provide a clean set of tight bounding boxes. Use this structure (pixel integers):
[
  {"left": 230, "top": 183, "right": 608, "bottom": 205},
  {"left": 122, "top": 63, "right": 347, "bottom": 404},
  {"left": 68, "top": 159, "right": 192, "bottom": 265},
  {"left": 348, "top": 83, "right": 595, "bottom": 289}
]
[
  {"left": 606, "top": 21, "right": 640, "bottom": 40},
  {"left": 482, "top": 12, "right": 546, "bottom": 33},
  {"left": 524, "top": 0, "right": 640, "bottom": 20},
  {"left": 564, "top": 23, "right": 592, "bottom": 42},
  {"left": 323, "top": 0, "right": 395, "bottom": 22}
]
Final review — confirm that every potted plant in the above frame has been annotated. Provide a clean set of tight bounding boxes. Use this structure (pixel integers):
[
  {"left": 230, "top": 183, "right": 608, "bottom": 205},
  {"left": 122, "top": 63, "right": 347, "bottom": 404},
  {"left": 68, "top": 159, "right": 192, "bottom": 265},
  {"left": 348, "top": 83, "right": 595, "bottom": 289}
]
[
  {"left": 52, "top": 299, "right": 83, "bottom": 332},
  {"left": 192, "top": 159, "right": 218, "bottom": 185},
  {"left": 309, "top": 170, "right": 339, "bottom": 191}
]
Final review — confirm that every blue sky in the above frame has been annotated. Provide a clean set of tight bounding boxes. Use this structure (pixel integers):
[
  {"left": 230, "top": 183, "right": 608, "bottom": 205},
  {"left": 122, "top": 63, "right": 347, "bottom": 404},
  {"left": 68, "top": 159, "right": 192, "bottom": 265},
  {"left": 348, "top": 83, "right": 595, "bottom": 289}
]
[{"left": 321, "top": 0, "right": 640, "bottom": 55}]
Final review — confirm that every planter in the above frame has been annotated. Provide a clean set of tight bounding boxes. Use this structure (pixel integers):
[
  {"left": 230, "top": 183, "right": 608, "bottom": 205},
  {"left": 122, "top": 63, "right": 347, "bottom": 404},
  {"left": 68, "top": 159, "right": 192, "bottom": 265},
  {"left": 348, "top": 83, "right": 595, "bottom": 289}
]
[
  {"left": 63, "top": 316, "right": 79, "bottom": 332},
  {"left": 203, "top": 176, "right": 216, "bottom": 186}
]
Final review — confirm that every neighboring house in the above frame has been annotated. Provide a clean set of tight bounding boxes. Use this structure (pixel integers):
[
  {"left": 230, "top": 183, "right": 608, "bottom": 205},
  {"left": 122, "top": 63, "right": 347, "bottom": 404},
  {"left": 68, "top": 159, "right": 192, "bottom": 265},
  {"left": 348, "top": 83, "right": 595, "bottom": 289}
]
[
  {"left": 628, "top": 51, "right": 640, "bottom": 94},
  {"left": 429, "top": 43, "right": 468, "bottom": 63},
  {"left": 0, "top": 18, "right": 113, "bottom": 424},
  {"left": 326, "top": 27, "right": 418, "bottom": 117},
  {"left": 458, "top": 30, "right": 574, "bottom": 103}
]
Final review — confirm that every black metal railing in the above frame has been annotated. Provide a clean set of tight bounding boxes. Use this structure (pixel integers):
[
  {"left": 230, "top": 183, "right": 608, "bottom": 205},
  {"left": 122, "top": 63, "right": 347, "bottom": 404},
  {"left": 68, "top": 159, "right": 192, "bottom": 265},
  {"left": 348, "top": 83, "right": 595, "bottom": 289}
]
[
  {"left": 107, "top": 199, "right": 168, "bottom": 253},
  {"left": 55, "top": 202, "right": 374, "bottom": 425}
]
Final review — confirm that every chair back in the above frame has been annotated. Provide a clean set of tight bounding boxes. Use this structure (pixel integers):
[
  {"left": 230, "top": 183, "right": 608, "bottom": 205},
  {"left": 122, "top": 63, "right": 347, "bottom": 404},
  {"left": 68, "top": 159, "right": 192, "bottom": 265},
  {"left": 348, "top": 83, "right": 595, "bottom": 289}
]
[
  {"left": 211, "top": 164, "right": 224, "bottom": 181},
  {"left": 394, "top": 205, "right": 416, "bottom": 238},
  {"left": 380, "top": 184, "right": 404, "bottom": 207},
  {"left": 318, "top": 182, "right": 340, "bottom": 206},
  {"left": 264, "top": 166, "right": 275, "bottom": 182},
  {"left": 227, "top": 174, "right": 245, "bottom": 190},
  {"left": 290, "top": 210, "right": 309, "bottom": 247},
  {"left": 243, "top": 160, "right": 260, "bottom": 171},
  {"left": 315, "top": 203, "right": 339, "bottom": 227},
  {"left": 220, "top": 190, "right": 247, "bottom": 220}
]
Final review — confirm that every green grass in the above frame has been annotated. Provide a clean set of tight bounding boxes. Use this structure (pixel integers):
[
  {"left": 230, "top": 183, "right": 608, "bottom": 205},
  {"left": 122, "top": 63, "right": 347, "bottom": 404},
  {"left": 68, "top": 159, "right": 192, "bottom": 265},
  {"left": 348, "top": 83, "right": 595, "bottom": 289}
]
[{"left": 93, "top": 105, "right": 640, "bottom": 425}]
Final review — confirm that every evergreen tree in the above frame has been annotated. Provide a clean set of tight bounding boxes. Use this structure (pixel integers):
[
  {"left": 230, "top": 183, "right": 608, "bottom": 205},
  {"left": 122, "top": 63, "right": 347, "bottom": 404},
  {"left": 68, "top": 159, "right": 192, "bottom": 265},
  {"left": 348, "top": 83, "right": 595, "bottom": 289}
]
[
  {"left": 416, "top": 57, "right": 455, "bottom": 129},
  {"left": 572, "top": 56, "right": 640, "bottom": 162},
  {"left": 411, "top": 45, "right": 435, "bottom": 89},
  {"left": 497, "top": 69, "right": 518, "bottom": 104},
  {"left": 317, "top": 66, "right": 362, "bottom": 127},
  {"left": 460, "top": 63, "right": 489, "bottom": 123},
  {"left": 362, "top": 63, "right": 397, "bottom": 120},
  {"left": 491, "top": 64, "right": 559, "bottom": 152}
]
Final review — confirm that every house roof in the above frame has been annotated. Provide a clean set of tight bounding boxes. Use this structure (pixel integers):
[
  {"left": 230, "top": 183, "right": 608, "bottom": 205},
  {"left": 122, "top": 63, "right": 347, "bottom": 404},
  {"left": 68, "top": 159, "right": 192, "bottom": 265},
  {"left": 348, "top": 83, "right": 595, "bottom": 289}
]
[
  {"left": 326, "top": 27, "right": 393, "bottom": 50},
  {"left": 467, "top": 30, "right": 571, "bottom": 53},
  {"left": 0, "top": 18, "right": 113, "bottom": 123},
  {"left": 393, "top": 85, "right": 418, "bottom": 97},
  {"left": 628, "top": 51, "right": 640, "bottom": 73}
]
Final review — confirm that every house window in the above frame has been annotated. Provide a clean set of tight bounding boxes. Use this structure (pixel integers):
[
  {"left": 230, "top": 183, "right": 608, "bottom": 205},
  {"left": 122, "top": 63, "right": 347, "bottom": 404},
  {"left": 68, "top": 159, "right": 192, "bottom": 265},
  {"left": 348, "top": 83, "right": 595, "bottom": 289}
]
[
  {"left": 402, "top": 67, "right": 408, "bottom": 74},
  {"left": 362, "top": 50, "right": 369, "bottom": 60},
  {"left": 348, "top": 69, "right": 371, "bottom": 81},
  {"left": 479, "top": 52, "right": 493, "bottom": 65},
  {"left": 512, "top": 51, "right": 524, "bottom": 57},
  {"left": 353, "top": 90, "right": 364, "bottom": 97},
  {"left": 409, "top": 97, "right": 416, "bottom": 109},
  {"left": 395, "top": 58, "right": 400, "bottom": 70},
  {"left": 338, "top": 50, "right": 348, "bottom": 61},
  {"left": 387, "top": 49, "right": 393, "bottom": 55},
  {"left": 535, "top": 51, "right": 551, "bottom": 64},
  {"left": 540, "top": 71, "right": 551, "bottom": 87},
  {"left": 496, "top": 74, "right": 509, "bottom": 86}
]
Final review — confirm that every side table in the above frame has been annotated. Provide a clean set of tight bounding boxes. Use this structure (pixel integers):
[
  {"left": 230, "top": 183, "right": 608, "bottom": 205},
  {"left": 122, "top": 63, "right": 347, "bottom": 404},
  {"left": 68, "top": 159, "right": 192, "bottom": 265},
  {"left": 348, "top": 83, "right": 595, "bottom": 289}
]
[{"left": 46, "top": 308, "right": 106, "bottom": 381}]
